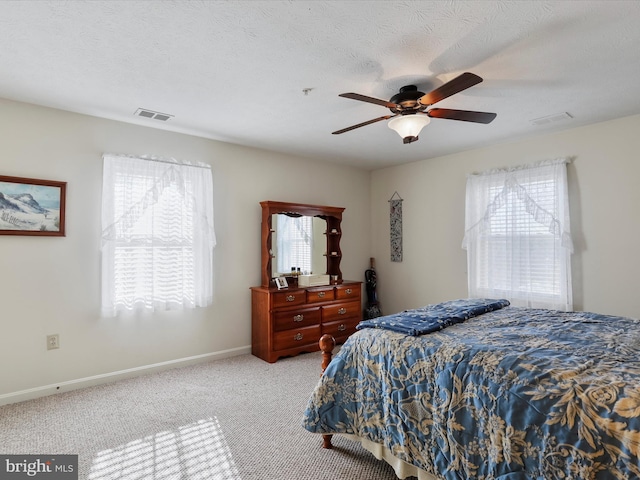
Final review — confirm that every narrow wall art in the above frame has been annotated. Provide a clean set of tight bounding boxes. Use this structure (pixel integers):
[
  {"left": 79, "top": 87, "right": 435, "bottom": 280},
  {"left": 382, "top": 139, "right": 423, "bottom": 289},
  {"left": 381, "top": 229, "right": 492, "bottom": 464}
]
[
  {"left": 389, "top": 191, "right": 403, "bottom": 262},
  {"left": 0, "top": 175, "right": 66, "bottom": 236}
]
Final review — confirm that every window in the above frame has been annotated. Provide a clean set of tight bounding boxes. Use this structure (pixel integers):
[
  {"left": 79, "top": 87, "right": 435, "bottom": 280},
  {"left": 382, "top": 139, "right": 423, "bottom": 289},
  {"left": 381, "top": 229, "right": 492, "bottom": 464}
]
[
  {"left": 101, "top": 154, "right": 215, "bottom": 316},
  {"left": 462, "top": 159, "right": 573, "bottom": 310}
]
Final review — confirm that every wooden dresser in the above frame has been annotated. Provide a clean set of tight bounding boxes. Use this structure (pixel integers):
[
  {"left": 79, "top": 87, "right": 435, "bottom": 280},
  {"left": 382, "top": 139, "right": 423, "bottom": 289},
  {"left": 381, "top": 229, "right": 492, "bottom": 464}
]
[{"left": 251, "top": 281, "right": 362, "bottom": 363}]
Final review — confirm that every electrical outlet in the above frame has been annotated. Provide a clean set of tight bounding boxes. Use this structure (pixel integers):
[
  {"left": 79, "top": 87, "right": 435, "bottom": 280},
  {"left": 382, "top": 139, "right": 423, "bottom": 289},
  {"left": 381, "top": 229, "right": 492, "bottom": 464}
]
[{"left": 47, "top": 334, "right": 59, "bottom": 350}]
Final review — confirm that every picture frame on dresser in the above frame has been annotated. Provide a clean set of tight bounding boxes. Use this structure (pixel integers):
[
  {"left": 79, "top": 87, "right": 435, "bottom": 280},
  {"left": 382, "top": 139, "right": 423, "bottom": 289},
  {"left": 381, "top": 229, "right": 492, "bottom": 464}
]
[{"left": 275, "top": 277, "right": 288, "bottom": 289}]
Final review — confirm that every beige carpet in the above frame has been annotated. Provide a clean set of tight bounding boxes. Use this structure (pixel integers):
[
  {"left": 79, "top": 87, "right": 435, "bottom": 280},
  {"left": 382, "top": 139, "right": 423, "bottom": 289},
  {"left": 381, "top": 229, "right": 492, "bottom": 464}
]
[{"left": 0, "top": 352, "right": 406, "bottom": 479}]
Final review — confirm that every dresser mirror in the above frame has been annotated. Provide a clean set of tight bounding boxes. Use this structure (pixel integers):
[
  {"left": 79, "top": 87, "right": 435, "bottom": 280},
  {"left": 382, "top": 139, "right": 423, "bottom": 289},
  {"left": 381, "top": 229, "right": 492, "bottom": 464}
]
[
  {"left": 260, "top": 201, "right": 344, "bottom": 288},
  {"left": 271, "top": 214, "right": 326, "bottom": 278}
]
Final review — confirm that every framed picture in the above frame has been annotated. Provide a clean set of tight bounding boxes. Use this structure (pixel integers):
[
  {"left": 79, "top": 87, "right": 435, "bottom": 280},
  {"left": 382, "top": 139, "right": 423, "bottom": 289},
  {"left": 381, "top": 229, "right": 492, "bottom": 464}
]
[
  {"left": 0, "top": 175, "right": 66, "bottom": 236},
  {"left": 275, "top": 276, "right": 288, "bottom": 289}
]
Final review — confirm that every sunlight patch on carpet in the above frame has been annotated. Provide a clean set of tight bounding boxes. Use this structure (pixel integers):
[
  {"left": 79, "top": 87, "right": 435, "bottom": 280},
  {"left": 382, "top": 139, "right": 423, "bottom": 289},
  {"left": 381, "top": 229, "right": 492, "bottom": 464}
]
[{"left": 88, "top": 417, "right": 240, "bottom": 479}]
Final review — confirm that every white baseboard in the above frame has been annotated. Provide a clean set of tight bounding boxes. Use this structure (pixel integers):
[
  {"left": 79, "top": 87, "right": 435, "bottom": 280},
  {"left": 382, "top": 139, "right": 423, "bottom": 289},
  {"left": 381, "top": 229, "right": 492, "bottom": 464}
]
[{"left": 0, "top": 345, "right": 252, "bottom": 407}]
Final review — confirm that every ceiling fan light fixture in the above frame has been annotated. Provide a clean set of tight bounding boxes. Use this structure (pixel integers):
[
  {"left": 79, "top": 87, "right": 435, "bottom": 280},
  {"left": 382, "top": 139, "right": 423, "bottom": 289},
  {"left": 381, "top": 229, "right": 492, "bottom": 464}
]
[{"left": 388, "top": 114, "right": 431, "bottom": 143}]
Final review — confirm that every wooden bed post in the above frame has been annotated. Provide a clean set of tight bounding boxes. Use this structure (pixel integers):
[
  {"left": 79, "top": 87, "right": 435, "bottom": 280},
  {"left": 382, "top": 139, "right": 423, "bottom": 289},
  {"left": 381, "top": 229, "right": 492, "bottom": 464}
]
[{"left": 319, "top": 334, "right": 336, "bottom": 449}]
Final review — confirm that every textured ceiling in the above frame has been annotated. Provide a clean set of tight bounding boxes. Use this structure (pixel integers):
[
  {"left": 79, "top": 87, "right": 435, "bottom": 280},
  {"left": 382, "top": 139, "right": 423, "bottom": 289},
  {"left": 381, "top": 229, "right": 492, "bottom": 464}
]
[{"left": 1, "top": 1, "right": 640, "bottom": 170}]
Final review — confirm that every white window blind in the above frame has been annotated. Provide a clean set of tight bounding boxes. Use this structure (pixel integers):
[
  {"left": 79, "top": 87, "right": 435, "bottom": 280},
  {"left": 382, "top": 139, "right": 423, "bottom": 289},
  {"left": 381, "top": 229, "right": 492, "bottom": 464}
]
[
  {"left": 462, "top": 159, "right": 573, "bottom": 310},
  {"left": 101, "top": 154, "right": 215, "bottom": 316}
]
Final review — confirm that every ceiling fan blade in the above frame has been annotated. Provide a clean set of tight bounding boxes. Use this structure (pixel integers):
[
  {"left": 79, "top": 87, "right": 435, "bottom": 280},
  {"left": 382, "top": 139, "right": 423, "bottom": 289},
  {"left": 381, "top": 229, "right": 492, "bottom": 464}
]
[
  {"left": 332, "top": 115, "right": 397, "bottom": 135},
  {"left": 418, "top": 72, "right": 483, "bottom": 106},
  {"left": 339, "top": 92, "right": 398, "bottom": 109},
  {"left": 427, "top": 108, "right": 496, "bottom": 124}
]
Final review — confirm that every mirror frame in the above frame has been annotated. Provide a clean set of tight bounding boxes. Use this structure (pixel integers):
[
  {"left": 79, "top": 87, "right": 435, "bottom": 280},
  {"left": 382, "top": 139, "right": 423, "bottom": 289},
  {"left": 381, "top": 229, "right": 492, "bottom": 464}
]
[{"left": 260, "top": 200, "right": 344, "bottom": 288}]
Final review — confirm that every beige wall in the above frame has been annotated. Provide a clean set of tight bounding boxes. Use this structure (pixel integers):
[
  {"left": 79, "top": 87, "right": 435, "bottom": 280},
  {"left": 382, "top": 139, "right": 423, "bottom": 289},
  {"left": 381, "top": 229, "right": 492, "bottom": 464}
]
[
  {"left": 0, "top": 98, "right": 371, "bottom": 402},
  {"left": 371, "top": 114, "right": 640, "bottom": 320}
]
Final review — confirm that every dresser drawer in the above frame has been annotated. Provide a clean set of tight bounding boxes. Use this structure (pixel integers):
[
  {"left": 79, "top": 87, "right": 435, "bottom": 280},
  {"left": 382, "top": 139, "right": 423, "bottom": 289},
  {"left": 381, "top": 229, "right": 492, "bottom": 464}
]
[
  {"left": 273, "top": 307, "right": 321, "bottom": 332},
  {"left": 273, "top": 325, "right": 321, "bottom": 351},
  {"left": 272, "top": 289, "right": 305, "bottom": 308},
  {"left": 306, "top": 287, "right": 335, "bottom": 304},
  {"left": 322, "top": 317, "right": 360, "bottom": 339},
  {"left": 322, "top": 300, "right": 361, "bottom": 323},
  {"left": 336, "top": 283, "right": 361, "bottom": 301}
]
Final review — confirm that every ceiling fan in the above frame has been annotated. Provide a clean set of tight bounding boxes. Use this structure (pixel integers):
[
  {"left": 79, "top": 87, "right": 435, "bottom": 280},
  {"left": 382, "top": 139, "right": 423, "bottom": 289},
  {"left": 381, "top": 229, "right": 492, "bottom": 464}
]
[{"left": 332, "top": 72, "right": 496, "bottom": 144}]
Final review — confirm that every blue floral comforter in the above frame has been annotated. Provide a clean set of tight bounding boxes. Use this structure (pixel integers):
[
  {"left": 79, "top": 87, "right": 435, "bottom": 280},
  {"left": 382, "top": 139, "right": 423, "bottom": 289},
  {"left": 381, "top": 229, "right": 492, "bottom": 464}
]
[{"left": 303, "top": 304, "right": 640, "bottom": 479}]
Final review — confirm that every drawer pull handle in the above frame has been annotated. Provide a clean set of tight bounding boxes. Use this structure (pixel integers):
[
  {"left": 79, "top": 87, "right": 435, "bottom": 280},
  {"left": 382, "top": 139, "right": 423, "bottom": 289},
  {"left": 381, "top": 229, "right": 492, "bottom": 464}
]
[
  {"left": 293, "top": 314, "right": 304, "bottom": 322},
  {"left": 346, "top": 288, "right": 352, "bottom": 294},
  {"left": 286, "top": 295, "right": 296, "bottom": 302},
  {"left": 338, "top": 324, "right": 346, "bottom": 332},
  {"left": 338, "top": 307, "right": 347, "bottom": 315},
  {"left": 317, "top": 291, "right": 326, "bottom": 298},
  {"left": 294, "top": 333, "right": 303, "bottom": 341}
]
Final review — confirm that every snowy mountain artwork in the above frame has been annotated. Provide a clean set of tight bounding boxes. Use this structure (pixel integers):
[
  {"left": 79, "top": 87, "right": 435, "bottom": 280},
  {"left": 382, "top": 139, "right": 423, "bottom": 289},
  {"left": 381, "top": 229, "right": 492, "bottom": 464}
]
[{"left": 0, "top": 176, "right": 66, "bottom": 236}]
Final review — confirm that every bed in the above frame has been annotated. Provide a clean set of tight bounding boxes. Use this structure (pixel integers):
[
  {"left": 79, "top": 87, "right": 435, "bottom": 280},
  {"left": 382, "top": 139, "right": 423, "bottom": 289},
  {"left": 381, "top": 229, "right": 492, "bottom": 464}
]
[{"left": 302, "top": 299, "right": 640, "bottom": 480}]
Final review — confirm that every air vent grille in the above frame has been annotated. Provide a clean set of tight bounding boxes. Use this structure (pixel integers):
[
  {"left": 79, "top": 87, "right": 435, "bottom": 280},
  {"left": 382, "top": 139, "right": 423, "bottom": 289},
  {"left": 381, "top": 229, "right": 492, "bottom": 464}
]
[
  {"left": 134, "top": 108, "right": 174, "bottom": 121},
  {"left": 530, "top": 112, "right": 573, "bottom": 126}
]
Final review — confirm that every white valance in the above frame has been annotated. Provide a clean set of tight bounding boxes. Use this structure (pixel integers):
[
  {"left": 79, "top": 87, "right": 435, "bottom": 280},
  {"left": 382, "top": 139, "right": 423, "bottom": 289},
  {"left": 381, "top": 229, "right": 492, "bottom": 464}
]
[{"left": 462, "top": 158, "right": 573, "bottom": 252}]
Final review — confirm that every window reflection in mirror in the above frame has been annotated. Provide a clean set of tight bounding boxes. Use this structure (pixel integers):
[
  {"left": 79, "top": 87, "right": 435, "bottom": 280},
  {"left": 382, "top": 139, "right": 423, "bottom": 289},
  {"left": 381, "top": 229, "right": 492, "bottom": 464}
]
[{"left": 272, "top": 214, "right": 326, "bottom": 277}]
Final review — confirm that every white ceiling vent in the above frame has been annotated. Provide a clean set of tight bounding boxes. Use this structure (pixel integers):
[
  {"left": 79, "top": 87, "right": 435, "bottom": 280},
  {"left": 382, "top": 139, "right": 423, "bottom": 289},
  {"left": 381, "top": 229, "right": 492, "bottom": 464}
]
[
  {"left": 134, "top": 108, "right": 173, "bottom": 121},
  {"left": 530, "top": 112, "right": 573, "bottom": 126}
]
